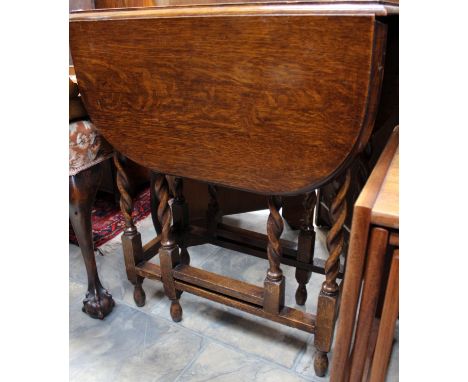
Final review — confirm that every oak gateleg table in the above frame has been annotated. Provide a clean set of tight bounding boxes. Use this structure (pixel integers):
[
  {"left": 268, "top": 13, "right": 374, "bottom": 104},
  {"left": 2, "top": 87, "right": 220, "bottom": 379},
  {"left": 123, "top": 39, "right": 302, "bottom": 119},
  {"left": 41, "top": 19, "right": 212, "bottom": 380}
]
[{"left": 70, "top": 1, "right": 398, "bottom": 376}]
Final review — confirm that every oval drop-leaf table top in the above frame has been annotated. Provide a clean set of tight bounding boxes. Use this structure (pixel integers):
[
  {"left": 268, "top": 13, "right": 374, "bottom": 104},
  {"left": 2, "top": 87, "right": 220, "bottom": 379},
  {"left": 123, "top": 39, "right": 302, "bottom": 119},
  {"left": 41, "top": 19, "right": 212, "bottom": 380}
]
[{"left": 70, "top": 1, "right": 396, "bottom": 195}]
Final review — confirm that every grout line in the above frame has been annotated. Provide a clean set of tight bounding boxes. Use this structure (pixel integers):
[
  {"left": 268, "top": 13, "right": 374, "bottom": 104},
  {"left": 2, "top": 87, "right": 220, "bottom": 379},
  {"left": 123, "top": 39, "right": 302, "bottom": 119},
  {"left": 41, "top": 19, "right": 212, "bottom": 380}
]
[
  {"left": 70, "top": 259, "right": 319, "bottom": 379},
  {"left": 193, "top": 245, "right": 221, "bottom": 269},
  {"left": 70, "top": 215, "right": 325, "bottom": 380},
  {"left": 173, "top": 338, "right": 208, "bottom": 382},
  {"left": 291, "top": 331, "right": 313, "bottom": 372},
  {"left": 107, "top": 294, "right": 318, "bottom": 381},
  {"left": 186, "top": 333, "right": 316, "bottom": 382}
]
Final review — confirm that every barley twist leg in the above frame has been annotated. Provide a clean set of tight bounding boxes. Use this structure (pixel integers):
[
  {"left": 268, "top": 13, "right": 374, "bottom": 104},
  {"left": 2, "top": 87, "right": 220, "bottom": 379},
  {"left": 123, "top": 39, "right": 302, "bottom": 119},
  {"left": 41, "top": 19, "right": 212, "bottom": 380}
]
[
  {"left": 207, "top": 184, "right": 221, "bottom": 235},
  {"left": 295, "top": 191, "right": 317, "bottom": 305},
  {"left": 173, "top": 177, "right": 190, "bottom": 265},
  {"left": 263, "top": 196, "right": 285, "bottom": 314},
  {"left": 314, "top": 169, "right": 351, "bottom": 377},
  {"left": 114, "top": 153, "right": 145, "bottom": 307},
  {"left": 154, "top": 173, "right": 182, "bottom": 322}
]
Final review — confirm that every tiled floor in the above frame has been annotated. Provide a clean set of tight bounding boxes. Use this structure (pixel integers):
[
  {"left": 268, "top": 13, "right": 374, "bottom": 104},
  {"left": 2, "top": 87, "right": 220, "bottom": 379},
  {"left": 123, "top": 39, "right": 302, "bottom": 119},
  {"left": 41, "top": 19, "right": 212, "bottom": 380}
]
[{"left": 70, "top": 210, "right": 398, "bottom": 381}]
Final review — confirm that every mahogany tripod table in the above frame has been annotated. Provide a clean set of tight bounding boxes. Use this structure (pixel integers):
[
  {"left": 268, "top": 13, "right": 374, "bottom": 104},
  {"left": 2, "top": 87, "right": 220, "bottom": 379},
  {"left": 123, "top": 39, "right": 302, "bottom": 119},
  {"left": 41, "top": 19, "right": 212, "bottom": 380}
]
[{"left": 69, "top": 1, "right": 398, "bottom": 376}]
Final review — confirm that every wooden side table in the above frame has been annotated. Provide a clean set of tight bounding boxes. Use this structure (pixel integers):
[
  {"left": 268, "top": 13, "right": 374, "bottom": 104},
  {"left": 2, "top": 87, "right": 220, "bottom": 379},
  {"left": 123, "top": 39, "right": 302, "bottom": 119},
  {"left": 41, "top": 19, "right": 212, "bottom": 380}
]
[
  {"left": 69, "top": 3, "right": 398, "bottom": 375},
  {"left": 331, "top": 126, "right": 399, "bottom": 382}
]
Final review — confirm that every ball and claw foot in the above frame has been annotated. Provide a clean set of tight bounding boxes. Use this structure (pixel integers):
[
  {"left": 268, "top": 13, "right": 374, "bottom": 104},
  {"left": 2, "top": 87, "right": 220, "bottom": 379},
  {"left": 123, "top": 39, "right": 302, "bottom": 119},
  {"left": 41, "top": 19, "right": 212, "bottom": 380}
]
[
  {"left": 170, "top": 300, "right": 183, "bottom": 322},
  {"left": 133, "top": 283, "right": 146, "bottom": 307},
  {"left": 295, "top": 285, "right": 308, "bottom": 306},
  {"left": 314, "top": 351, "right": 329, "bottom": 377},
  {"left": 82, "top": 285, "right": 115, "bottom": 320}
]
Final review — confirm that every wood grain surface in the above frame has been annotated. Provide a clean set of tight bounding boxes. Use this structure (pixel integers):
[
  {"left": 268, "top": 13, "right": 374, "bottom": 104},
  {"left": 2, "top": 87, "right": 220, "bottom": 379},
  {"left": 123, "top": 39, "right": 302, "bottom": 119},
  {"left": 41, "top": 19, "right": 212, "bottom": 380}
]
[
  {"left": 80, "top": 1, "right": 399, "bottom": 17},
  {"left": 368, "top": 248, "right": 399, "bottom": 382},
  {"left": 330, "top": 126, "right": 398, "bottom": 382},
  {"left": 371, "top": 146, "right": 399, "bottom": 228},
  {"left": 70, "top": 8, "right": 386, "bottom": 194}
]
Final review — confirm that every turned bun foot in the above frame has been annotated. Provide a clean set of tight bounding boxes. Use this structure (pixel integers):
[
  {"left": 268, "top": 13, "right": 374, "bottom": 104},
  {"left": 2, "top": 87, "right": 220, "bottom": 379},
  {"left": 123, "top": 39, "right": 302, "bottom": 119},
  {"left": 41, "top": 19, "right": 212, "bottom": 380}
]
[
  {"left": 295, "top": 285, "right": 308, "bottom": 306},
  {"left": 170, "top": 300, "right": 183, "bottom": 322},
  {"left": 133, "top": 283, "right": 146, "bottom": 307},
  {"left": 82, "top": 286, "right": 115, "bottom": 320},
  {"left": 314, "top": 351, "right": 329, "bottom": 377}
]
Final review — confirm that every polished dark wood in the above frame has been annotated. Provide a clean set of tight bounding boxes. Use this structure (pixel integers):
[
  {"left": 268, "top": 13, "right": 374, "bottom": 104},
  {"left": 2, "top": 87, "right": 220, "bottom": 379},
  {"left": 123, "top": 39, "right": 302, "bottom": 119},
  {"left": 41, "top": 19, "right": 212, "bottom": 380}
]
[
  {"left": 70, "top": 3, "right": 396, "bottom": 377},
  {"left": 173, "top": 279, "right": 316, "bottom": 333},
  {"left": 69, "top": 68, "right": 115, "bottom": 319},
  {"left": 70, "top": 7, "right": 387, "bottom": 195},
  {"left": 295, "top": 192, "right": 317, "bottom": 305},
  {"left": 95, "top": 0, "right": 154, "bottom": 8},
  {"left": 114, "top": 152, "right": 146, "bottom": 306},
  {"left": 134, "top": 257, "right": 317, "bottom": 333},
  {"left": 206, "top": 184, "right": 221, "bottom": 235},
  {"left": 263, "top": 196, "right": 285, "bottom": 314},
  {"left": 314, "top": 168, "right": 351, "bottom": 376},
  {"left": 70, "top": 64, "right": 151, "bottom": 204},
  {"left": 315, "top": 14, "right": 398, "bottom": 233},
  {"left": 154, "top": 173, "right": 183, "bottom": 322},
  {"left": 88, "top": 0, "right": 399, "bottom": 13},
  {"left": 99, "top": 156, "right": 150, "bottom": 205},
  {"left": 69, "top": 165, "right": 115, "bottom": 319},
  {"left": 175, "top": 264, "right": 263, "bottom": 305}
]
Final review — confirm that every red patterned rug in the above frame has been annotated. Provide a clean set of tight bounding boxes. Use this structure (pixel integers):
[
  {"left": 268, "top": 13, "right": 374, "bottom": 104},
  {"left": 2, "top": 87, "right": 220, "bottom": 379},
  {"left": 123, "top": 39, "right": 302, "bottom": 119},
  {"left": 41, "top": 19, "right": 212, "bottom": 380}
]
[{"left": 69, "top": 187, "right": 151, "bottom": 248}]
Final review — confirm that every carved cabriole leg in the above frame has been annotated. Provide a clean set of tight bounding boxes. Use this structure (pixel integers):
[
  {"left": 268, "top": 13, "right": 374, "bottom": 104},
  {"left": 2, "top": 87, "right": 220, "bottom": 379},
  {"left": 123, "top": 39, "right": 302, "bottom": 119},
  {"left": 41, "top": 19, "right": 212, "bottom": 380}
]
[
  {"left": 114, "top": 153, "right": 146, "bottom": 307},
  {"left": 207, "top": 184, "right": 221, "bottom": 235},
  {"left": 154, "top": 173, "right": 183, "bottom": 322},
  {"left": 314, "top": 169, "right": 351, "bottom": 377},
  {"left": 173, "top": 177, "right": 190, "bottom": 265},
  {"left": 295, "top": 191, "right": 317, "bottom": 306},
  {"left": 70, "top": 165, "right": 115, "bottom": 319},
  {"left": 263, "top": 196, "right": 285, "bottom": 315}
]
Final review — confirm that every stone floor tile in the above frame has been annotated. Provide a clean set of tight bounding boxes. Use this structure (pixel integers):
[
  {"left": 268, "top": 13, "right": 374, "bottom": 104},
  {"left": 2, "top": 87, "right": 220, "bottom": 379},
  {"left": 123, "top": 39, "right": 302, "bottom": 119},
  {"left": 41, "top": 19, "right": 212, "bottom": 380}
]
[
  {"left": 295, "top": 339, "right": 332, "bottom": 381},
  {"left": 70, "top": 216, "right": 220, "bottom": 315},
  {"left": 178, "top": 341, "right": 309, "bottom": 382},
  {"left": 70, "top": 210, "right": 398, "bottom": 381},
  {"left": 70, "top": 292, "right": 203, "bottom": 382},
  {"left": 200, "top": 245, "right": 325, "bottom": 313},
  {"left": 151, "top": 286, "right": 310, "bottom": 368}
]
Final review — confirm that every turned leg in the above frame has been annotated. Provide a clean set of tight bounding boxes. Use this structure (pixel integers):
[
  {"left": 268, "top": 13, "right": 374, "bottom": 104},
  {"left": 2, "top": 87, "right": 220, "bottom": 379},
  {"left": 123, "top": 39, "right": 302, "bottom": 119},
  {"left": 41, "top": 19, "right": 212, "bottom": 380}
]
[
  {"left": 114, "top": 152, "right": 146, "bottom": 307},
  {"left": 172, "top": 177, "right": 190, "bottom": 265},
  {"left": 69, "top": 165, "right": 114, "bottom": 319},
  {"left": 314, "top": 169, "right": 351, "bottom": 377},
  {"left": 315, "top": 188, "right": 331, "bottom": 229},
  {"left": 295, "top": 191, "right": 317, "bottom": 306},
  {"left": 150, "top": 171, "right": 163, "bottom": 236},
  {"left": 263, "top": 196, "right": 285, "bottom": 314},
  {"left": 206, "top": 184, "right": 221, "bottom": 235},
  {"left": 154, "top": 173, "right": 183, "bottom": 322}
]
